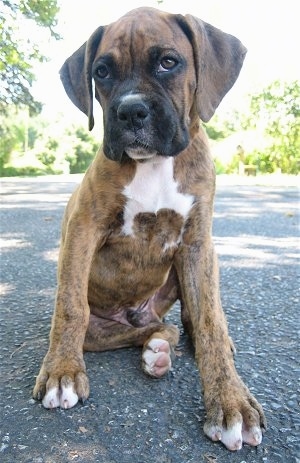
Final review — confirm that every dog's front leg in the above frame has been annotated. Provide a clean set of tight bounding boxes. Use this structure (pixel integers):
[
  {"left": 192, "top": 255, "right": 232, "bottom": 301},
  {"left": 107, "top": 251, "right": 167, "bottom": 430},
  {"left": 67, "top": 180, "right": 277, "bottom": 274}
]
[
  {"left": 33, "top": 213, "right": 100, "bottom": 409},
  {"left": 175, "top": 230, "right": 266, "bottom": 451}
]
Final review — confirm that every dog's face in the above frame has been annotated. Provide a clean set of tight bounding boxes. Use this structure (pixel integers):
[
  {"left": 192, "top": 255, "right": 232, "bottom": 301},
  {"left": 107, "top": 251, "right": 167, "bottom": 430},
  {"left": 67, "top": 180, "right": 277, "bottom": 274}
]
[
  {"left": 92, "top": 9, "right": 196, "bottom": 161},
  {"left": 60, "top": 7, "right": 246, "bottom": 162}
]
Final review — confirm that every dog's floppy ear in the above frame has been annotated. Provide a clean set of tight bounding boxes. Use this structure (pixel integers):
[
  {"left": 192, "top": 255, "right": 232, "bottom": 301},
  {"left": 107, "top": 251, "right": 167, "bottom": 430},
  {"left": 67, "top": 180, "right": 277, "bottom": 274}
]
[
  {"left": 59, "top": 26, "right": 104, "bottom": 130},
  {"left": 178, "top": 15, "right": 247, "bottom": 122}
]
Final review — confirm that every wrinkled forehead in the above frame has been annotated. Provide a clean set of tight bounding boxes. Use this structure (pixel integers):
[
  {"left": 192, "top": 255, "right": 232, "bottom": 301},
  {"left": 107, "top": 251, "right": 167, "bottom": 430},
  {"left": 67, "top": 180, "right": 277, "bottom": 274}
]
[{"left": 97, "top": 9, "right": 191, "bottom": 60}]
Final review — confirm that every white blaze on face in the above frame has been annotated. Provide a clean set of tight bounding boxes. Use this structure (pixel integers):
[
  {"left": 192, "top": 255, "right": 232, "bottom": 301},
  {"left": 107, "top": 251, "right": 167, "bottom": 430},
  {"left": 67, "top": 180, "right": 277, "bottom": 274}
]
[
  {"left": 122, "top": 157, "right": 194, "bottom": 236},
  {"left": 120, "top": 93, "right": 144, "bottom": 103}
]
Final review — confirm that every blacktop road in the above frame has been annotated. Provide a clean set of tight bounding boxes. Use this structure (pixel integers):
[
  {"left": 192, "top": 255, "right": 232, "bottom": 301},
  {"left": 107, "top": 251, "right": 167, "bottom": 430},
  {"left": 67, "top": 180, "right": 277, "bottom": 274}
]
[{"left": 0, "top": 175, "right": 299, "bottom": 463}]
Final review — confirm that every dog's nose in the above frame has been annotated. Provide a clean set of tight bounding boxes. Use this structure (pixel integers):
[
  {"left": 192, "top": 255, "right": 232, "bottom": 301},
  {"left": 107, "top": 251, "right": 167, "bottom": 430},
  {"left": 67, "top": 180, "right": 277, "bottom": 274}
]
[{"left": 117, "top": 98, "right": 149, "bottom": 129}]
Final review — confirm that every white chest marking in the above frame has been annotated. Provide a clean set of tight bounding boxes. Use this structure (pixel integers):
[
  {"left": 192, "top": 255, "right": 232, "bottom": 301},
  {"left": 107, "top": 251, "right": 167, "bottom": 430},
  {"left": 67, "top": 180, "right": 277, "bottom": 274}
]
[{"left": 122, "top": 157, "right": 194, "bottom": 236}]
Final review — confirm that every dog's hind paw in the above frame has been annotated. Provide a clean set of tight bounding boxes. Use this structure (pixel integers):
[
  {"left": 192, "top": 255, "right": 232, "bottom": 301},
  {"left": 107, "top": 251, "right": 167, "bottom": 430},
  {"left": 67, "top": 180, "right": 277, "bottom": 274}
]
[{"left": 142, "top": 338, "right": 172, "bottom": 378}]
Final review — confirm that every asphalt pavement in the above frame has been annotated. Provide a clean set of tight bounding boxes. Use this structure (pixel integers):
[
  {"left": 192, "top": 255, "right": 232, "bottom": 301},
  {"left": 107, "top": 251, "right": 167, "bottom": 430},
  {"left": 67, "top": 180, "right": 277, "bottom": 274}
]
[{"left": 0, "top": 175, "right": 299, "bottom": 463}]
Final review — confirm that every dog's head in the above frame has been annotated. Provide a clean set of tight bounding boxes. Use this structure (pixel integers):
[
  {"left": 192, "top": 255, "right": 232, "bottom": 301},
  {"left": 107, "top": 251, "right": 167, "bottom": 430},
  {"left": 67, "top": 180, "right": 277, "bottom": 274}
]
[{"left": 60, "top": 7, "right": 246, "bottom": 162}]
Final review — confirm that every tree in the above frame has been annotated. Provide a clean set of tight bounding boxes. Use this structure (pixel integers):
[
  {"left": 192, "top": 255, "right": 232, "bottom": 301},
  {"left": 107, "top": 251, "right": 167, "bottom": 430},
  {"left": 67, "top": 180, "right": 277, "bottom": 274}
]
[
  {"left": 0, "top": 0, "right": 60, "bottom": 115},
  {"left": 246, "top": 80, "right": 300, "bottom": 174}
]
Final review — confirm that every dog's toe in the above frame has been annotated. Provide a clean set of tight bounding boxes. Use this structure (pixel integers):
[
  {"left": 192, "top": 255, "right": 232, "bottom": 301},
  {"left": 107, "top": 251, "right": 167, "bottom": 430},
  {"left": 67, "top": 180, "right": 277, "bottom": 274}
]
[
  {"left": 220, "top": 422, "right": 243, "bottom": 451},
  {"left": 60, "top": 375, "right": 79, "bottom": 409},
  {"left": 242, "top": 425, "right": 262, "bottom": 446},
  {"left": 42, "top": 386, "right": 61, "bottom": 409},
  {"left": 41, "top": 375, "right": 79, "bottom": 409},
  {"left": 142, "top": 338, "right": 172, "bottom": 377}
]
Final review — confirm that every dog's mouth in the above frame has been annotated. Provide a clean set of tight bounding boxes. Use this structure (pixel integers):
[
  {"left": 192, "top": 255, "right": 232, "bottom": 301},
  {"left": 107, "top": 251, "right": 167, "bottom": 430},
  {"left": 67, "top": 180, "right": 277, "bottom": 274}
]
[{"left": 124, "top": 141, "right": 157, "bottom": 161}]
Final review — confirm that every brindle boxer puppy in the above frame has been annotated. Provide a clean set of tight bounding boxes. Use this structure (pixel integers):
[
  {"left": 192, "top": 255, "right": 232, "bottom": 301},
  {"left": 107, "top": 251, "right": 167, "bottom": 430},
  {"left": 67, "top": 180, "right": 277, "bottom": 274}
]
[{"left": 33, "top": 7, "right": 266, "bottom": 451}]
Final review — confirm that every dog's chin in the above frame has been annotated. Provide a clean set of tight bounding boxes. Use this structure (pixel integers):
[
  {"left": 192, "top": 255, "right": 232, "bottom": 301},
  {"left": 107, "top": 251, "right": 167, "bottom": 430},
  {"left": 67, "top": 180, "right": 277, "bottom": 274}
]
[{"left": 124, "top": 146, "right": 157, "bottom": 161}]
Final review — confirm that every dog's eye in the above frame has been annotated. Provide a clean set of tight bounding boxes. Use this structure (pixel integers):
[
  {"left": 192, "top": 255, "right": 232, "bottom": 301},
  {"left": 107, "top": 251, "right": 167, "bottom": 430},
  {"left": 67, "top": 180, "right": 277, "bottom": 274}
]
[
  {"left": 158, "top": 57, "right": 178, "bottom": 72},
  {"left": 95, "top": 64, "right": 110, "bottom": 79}
]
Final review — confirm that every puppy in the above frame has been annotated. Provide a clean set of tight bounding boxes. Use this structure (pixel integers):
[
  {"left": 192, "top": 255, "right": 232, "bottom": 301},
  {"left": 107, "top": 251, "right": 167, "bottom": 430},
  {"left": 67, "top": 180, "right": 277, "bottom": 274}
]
[{"left": 33, "top": 7, "right": 266, "bottom": 451}]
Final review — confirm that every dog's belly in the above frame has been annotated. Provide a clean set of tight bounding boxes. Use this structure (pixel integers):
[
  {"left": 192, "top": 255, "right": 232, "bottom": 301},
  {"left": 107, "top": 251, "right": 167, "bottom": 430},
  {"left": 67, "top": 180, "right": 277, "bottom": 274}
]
[{"left": 89, "top": 211, "right": 181, "bottom": 311}]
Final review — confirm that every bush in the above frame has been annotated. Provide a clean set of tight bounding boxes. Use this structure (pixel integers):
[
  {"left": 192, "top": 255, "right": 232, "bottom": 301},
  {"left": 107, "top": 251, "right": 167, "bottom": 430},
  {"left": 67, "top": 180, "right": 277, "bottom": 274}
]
[
  {"left": 0, "top": 165, "right": 47, "bottom": 177},
  {"left": 66, "top": 127, "right": 99, "bottom": 173},
  {"left": 246, "top": 80, "right": 300, "bottom": 174}
]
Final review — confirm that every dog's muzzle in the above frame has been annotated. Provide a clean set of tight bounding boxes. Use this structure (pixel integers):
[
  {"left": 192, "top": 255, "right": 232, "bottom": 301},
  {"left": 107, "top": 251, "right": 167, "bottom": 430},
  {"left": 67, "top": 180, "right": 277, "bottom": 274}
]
[
  {"left": 116, "top": 96, "right": 157, "bottom": 160},
  {"left": 103, "top": 92, "right": 189, "bottom": 162}
]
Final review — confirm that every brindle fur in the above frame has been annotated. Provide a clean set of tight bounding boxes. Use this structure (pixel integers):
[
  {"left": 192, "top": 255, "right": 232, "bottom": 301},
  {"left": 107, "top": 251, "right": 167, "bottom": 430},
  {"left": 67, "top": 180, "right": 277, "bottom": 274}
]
[{"left": 33, "top": 7, "right": 266, "bottom": 451}]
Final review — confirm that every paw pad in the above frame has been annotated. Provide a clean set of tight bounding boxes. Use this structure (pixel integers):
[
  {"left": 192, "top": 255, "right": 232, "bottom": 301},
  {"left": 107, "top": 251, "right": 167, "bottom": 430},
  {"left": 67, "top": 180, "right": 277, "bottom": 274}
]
[{"left": 142, "top": 338, "right": 172, "bottom": 378}]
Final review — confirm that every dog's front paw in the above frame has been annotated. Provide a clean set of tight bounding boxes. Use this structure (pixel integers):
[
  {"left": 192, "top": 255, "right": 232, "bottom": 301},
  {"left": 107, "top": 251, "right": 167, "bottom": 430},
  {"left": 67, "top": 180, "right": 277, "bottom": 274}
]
[
  {"left": 203, "top": 384, "right": 266, "bottom": 451},
  {"left": 142, "top": 338, "right": 172, "bottom": 378},
  {"left": 33, "top": 355, "right": 89, "bottom": 409}
]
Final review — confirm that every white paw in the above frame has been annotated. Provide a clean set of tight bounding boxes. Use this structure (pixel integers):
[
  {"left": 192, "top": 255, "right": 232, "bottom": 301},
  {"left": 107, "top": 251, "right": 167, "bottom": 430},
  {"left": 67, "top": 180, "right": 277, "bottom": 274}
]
[
  {"left": 204, "top": 421, "right": 262, "bottom": 451},
  {"left": 42, "top": 380, "right": 79, "bottom": 409},
  {"left": 142, "top": 338, "right": 172, "bottom": 378},
  {"left": 221, "top": 422, "right": 243, "bottom": 451}
]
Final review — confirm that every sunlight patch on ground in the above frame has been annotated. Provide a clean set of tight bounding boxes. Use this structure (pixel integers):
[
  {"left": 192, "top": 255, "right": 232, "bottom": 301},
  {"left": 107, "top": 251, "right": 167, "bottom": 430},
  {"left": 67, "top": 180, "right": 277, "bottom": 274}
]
[
  {"left": 215, "top": 235, "right": 299, "bottom": 268},
  {"left": 0, "top": 235, "right": 32, "bottom": 251},
  {"left": 0, "top": 282, "right": 16, "bottom": 296},
  {"left": 216, "top": 174, "right": 299, "bottom": 187},
  {"left": 43, "top": 248, "right": 59, "bottom": 263}
]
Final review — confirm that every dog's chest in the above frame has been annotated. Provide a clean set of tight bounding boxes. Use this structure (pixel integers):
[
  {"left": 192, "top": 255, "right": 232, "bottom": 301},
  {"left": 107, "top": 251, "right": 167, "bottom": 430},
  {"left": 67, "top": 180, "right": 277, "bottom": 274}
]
[{"left": 122, "top": 158, "right": 194, "bottom": 243}]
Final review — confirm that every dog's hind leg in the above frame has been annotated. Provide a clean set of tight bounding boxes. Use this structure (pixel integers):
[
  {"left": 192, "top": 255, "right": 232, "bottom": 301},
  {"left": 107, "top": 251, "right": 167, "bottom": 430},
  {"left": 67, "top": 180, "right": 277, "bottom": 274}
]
[
  {"left": 85, "top": 266, "right": 180, "bottom": 376},
  {"left": 84, "top": 315, "right": 180, "bottom": 378}
]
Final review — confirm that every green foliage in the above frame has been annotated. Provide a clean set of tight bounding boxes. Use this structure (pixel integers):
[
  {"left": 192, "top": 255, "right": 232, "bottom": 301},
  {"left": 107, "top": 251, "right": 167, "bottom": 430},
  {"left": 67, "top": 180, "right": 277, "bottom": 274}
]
[
  {"left": 65, "top": 128, "right": 99, "bottom": 173},
  {"left": 0, "top": 109, "right": 27, "bottom": 169},
  {"left": 37, "top": 151, "right": 56, "bottom": 168},
  {"left": 0, "top": 0, "right": 60, "bottom": 115},
  {"left": 213, "top": 157, "right": 226, "bottom": 174},
  {"left": 18, "top": 0, "right": 60, "bottom": 34},
  {"left": 0, "top": 108, "right": 99, "bottom": 176},
  {"left": 0, "top": 165, "right": 49, "bottom": 177},
  {"left": 204, "top": 113, "right": 239, "bottom": 140},
  {"left": 37, "top": 137, "right": 59, "bottom": 167},
  {"left": 245, "top": 80, "right": 300, "bottom": 174},
  {"left": 35, "top": 136, "right": 62, "bottom": 172}
]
